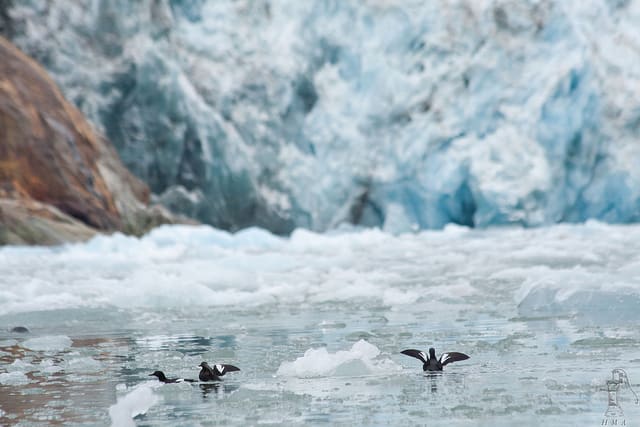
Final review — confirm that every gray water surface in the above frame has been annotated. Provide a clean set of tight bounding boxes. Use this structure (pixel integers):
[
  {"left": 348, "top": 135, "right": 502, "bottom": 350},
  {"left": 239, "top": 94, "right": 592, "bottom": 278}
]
[{"left": 1, "top": 224, "right": 639, "bottom": 425}]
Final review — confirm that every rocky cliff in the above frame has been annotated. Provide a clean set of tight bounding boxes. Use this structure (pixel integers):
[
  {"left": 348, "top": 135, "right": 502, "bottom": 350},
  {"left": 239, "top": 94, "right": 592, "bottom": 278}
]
[{"left": 0, "top": 37, "right": 174, "bottom": 245}]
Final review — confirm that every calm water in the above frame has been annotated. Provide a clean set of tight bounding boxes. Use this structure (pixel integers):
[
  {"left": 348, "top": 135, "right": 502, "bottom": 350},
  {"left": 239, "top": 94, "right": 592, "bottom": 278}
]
[{"left": 1, "top": 224, "right": 639, "bottom": 426}]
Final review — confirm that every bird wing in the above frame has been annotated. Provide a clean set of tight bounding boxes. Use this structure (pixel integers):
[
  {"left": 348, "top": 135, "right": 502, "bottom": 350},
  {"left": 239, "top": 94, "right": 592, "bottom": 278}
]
[
  {"left": 213, "top": 364, "right": 240, "bottom": 376},
  {"left": 401, "top": 349, "right": 429, "bottom": 364},
  {"left": 439, "top": 352, "right": 470, "bottom": 366},
  {"left": 201, "top": 363, "right": 217, "bottom": 379}
]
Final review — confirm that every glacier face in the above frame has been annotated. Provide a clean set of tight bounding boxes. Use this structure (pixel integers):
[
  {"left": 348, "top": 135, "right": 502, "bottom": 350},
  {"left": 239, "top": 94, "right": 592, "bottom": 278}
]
[{"left": 5, "top": 0, "right": 640, "bottom": 233}]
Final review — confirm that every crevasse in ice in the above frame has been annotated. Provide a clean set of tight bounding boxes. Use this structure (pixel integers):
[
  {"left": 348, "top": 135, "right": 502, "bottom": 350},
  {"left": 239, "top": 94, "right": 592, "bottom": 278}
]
[{"left": 6, "top": 0, "right": 640, "bottom": 232}]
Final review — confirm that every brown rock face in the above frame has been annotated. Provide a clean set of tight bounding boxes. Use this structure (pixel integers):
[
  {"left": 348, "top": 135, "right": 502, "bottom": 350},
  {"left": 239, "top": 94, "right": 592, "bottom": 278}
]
[
  {"left": 0, "top": 37, "right": 174, "bottom": 244},
  {"left": 0, "top": 198, "right": 97, "bottom": 245}
]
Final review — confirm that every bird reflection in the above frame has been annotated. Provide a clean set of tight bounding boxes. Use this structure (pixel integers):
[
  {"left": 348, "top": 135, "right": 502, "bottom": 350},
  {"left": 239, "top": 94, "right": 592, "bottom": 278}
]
[
  {"left": 424, "top": 371, "right": 442, "bottom": 393},
  {"left": 421, "top": 371, "right": 467, "bottom": 395},
  {"left": 199, "top": 382, "right": 239, "bottom": 399}
]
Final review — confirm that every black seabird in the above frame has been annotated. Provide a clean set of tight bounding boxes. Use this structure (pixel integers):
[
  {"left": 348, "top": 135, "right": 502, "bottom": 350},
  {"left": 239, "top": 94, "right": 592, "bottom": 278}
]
[
  {"left": 198, "top": 362, "right": 240, "bottom": 381},
  {"left": 401, "top": 347, "right": 469, "bottom": 371},
  {"left": 149, "top": 370, "right": 196, "bottom": 383}
]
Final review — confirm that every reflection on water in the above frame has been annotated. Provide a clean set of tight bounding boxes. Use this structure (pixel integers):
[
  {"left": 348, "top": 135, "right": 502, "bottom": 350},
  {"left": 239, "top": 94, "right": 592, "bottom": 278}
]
[
  {"left": 424, "top": 371, "right": 447, "bottom": 394},
  {"left": 199, "top": 382, "right": 239, "bottom": 399},
  {"left": 0, "top": 335, "right": 130, "bottom": 425}
]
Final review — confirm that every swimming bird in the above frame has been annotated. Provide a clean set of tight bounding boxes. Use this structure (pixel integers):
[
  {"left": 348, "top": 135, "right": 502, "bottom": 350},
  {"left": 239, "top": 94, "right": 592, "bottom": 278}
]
[
  {"left": 401, "top": 347, "right": 469, "bottom": 371},
  {"left": 149, "top": 370, "right": 196, "bottom": 383},
  {"left": 198, "top": 362, "right": 240, "bottom": 381}
]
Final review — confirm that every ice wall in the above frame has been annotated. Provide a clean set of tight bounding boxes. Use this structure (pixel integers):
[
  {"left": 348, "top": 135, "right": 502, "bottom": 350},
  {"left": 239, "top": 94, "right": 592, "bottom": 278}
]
[{"left": 6, "top": 0, "right": 640, "bottom": 233}]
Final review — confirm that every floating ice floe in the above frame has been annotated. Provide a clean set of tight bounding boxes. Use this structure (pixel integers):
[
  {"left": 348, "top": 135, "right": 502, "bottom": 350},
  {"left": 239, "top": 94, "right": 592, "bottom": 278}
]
[
  {"left": 21, "top": 335, "right": 73, "bottom": 352},
  {"left": 64, "top": 356, "right": 103, "bottom": 372},
  {"left": 0, "top": 371, "right": 31, "bottom": 385},
  {"left": 276, "top": 340, "right": 401, "bottom": 378},
  {"left": 108, "top": 383, "right": 160, "bottom": 427}
]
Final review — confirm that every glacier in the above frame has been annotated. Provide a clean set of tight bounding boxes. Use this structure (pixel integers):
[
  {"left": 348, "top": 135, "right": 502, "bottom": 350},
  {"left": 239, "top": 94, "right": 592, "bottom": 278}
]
[{"left": 5, "top": 0, "right": 640, "bottom": 233}]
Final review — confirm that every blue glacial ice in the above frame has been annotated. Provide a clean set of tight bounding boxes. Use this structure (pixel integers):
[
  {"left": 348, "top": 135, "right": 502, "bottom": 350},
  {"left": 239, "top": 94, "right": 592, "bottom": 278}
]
[{"left": 6, "top": 0, "right": 640, "bottom": 233}]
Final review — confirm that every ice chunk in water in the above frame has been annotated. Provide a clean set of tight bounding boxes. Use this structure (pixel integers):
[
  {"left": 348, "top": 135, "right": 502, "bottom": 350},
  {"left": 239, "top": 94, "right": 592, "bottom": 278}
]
[
  {"left": 21, "top": 335, "right": 73, "bottom": 352},
  {"left": 518, "top": 283, "right": 640, "bottom": 324},
  {"left": 276, "top": 340, "right": 400, "bottom": 378},
  {"left": 108, "top": 383, "right": 160, "bottom": 427},
  {"left": 0, "top": 371, "right": 31, "bottom": 385}
]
